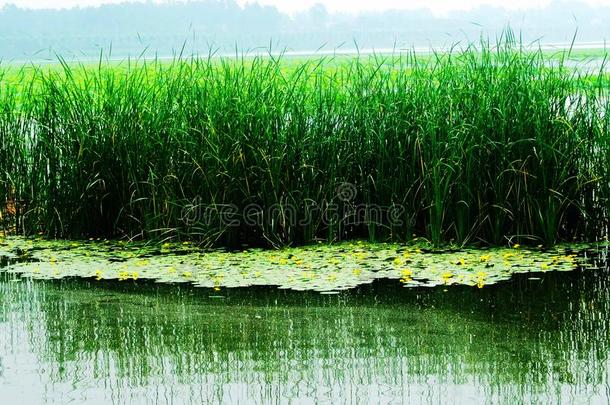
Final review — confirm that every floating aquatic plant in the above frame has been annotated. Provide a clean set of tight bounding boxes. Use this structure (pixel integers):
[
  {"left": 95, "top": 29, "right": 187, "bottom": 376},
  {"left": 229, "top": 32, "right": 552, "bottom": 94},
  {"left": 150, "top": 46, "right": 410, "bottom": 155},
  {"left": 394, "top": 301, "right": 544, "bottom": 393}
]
[{"left": 0, "top": 237, "right": 600, "bottom": 292}]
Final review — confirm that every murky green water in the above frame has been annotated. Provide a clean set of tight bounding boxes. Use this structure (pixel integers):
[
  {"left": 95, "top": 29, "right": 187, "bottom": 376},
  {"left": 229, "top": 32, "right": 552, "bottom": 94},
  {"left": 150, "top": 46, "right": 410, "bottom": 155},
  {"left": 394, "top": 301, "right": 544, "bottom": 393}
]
[{"left": 1, "top": 252, "right": 610, "bottom": 404}]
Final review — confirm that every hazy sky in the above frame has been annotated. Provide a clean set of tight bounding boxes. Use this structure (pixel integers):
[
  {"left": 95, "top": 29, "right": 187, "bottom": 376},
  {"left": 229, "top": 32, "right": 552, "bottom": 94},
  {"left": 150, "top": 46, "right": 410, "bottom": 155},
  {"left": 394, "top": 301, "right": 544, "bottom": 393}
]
[{"left": 1, "top": 0, "right": 610, "bottom": 15}]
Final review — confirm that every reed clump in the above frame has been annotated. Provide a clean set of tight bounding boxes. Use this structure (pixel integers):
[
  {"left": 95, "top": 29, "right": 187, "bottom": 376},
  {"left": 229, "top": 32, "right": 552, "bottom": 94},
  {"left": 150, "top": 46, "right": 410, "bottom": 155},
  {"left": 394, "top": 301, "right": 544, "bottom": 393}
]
[{"left": 0, "top": 39, "right": 608, "bottom": 247}]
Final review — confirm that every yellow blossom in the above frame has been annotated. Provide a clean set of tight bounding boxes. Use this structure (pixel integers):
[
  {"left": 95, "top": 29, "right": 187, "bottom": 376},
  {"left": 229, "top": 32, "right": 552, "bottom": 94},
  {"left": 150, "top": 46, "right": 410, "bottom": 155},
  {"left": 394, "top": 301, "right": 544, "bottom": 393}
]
[{"left": 401, "top": 269, "right": 413, "bottom": 277}]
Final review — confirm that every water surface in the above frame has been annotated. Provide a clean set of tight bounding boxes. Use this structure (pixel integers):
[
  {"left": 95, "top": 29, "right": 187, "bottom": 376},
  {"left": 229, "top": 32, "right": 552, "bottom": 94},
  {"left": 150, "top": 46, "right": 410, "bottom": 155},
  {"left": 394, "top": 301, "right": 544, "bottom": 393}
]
[{"left": 1, "top": 256, "right": 609, "bottom": 404}]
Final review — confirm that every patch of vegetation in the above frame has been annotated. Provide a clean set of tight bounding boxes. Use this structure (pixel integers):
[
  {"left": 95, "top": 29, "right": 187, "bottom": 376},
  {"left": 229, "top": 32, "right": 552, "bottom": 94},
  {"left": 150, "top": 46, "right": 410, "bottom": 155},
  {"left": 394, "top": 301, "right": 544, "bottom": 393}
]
[
  {"left": 0, "top": 237, "right": 598, "bottom": 292},
  {"left": 0, "top": 37, "right": 609, "bottom": 247}
]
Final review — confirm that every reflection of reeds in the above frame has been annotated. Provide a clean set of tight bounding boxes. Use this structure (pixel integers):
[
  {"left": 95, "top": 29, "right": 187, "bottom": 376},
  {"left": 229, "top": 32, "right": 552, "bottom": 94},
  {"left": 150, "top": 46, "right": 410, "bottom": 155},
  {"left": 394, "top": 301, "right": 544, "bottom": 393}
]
[
  {"left": 0, "top": 36, "right": 608, "bottom": 247},
  {"left": 1, "top": 269, "right": 609, "bottom": 403}
]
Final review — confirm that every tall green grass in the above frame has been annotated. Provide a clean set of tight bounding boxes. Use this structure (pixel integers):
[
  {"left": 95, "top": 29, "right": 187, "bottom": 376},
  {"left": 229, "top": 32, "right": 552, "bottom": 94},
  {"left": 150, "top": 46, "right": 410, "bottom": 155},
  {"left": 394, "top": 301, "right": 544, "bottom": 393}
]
[{"left": 1, "top": 39, "right": 609, "bottom": 247}]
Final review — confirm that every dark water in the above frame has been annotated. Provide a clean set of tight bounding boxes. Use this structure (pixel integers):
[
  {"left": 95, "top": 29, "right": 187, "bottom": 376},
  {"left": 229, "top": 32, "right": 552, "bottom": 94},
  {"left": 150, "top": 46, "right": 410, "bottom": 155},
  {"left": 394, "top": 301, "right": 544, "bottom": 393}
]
[{"left": 1, "top": 256, "right": 609, "bottom": 404}]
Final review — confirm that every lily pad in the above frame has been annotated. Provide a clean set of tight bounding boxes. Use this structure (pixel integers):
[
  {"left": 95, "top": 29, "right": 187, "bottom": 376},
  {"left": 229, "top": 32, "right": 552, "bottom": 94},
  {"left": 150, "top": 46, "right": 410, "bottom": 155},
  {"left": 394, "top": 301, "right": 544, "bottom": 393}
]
[{"left": 0, "top": 236, "right": 604, "bottom": 293}]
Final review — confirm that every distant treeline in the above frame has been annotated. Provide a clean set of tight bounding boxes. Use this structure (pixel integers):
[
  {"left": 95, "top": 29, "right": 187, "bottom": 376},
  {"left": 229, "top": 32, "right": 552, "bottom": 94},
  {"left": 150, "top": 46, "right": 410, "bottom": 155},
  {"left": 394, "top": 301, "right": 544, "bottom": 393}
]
[{"left": 0, "top": 0, "right": 609, "bottom": 59}]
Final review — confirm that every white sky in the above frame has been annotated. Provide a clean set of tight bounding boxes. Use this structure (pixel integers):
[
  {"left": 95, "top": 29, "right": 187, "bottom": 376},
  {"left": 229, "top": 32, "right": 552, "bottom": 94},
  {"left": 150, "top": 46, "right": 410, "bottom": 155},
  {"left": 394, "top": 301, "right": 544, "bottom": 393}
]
[{"left": 1, "top": 0, "right": 610, "bottom": 16}]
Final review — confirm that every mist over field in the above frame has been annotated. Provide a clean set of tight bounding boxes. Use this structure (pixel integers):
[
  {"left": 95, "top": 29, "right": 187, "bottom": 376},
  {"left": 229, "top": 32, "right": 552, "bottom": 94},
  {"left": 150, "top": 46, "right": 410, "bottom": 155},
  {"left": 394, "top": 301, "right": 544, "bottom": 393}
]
[{"left": 0, "top": 0, "right": 609, "bottom": 60}]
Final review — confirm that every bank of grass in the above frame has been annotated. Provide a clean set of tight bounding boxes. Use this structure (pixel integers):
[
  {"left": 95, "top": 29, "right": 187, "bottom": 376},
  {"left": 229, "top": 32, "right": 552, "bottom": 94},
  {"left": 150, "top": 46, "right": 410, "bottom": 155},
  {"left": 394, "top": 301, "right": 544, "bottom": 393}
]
[{"left": 0, "top": 39, "right": 609, "bottom": 248}]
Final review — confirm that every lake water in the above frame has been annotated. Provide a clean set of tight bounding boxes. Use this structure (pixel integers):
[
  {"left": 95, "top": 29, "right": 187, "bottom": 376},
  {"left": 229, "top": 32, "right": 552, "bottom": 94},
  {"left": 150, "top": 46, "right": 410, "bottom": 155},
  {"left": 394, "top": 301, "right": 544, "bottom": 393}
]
[{"left": 1, "top": 253, "right": 609, "bottom": 404}]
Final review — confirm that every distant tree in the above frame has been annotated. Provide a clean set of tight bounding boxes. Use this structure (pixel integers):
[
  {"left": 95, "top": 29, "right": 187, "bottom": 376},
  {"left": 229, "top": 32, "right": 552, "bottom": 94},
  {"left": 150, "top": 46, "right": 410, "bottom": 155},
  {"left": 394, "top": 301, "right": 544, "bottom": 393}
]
[{"left": 0, "top": 0, "right": 607, "bottom": 60}]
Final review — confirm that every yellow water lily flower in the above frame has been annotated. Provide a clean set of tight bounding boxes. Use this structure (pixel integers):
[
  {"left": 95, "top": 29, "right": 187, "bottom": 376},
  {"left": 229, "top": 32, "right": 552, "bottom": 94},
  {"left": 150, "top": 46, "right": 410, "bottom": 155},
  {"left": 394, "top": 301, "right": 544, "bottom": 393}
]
[
  {"left": 131, "top": 272, "right": 139, "bottom": 281},
  {"left": 95, "top": 270, "right": 103, "bottom": 281},
  {"left": 354, "top": 252, "right": 367, "bottom": 260},
  {"left": 563, "top": 254, "right": 576, "bottom": 262},
  {"left": 401, "top": 269, "right": 413, "bottom": 277},
  {"left": 513, "top": 244, "right": 520, "bottom": 249},
  {"left": 352, "top": 268, "right": 363, "bottom": 276},
  {"left": 400, "top": 268, "right": 413, "bottom": 284},
  {"left": 480, "top": 254, "right": 491, "bottom": 263}
]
